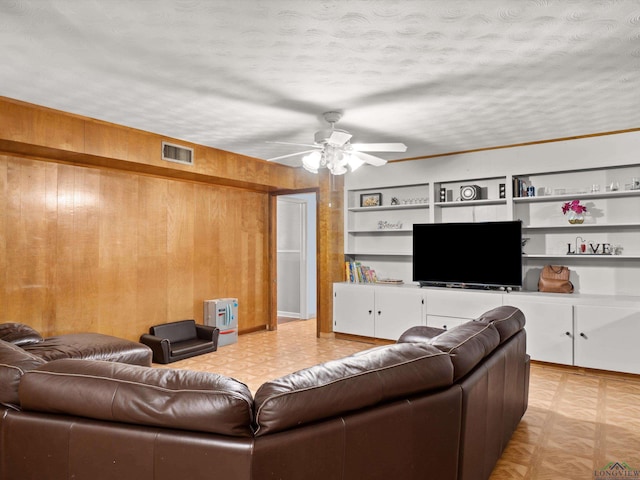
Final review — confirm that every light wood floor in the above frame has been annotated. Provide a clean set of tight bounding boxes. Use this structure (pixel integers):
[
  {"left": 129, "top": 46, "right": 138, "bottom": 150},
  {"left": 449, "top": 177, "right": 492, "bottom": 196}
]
[{"left": 160, "top": 320, "right": 640, "bottom": 480}]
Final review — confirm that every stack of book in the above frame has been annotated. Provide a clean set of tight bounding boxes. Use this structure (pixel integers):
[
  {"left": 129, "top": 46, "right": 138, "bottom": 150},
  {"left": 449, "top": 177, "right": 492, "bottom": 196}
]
[
  {"left": 512, "top": 177, "right": 531, "bottom": 197},
  {"left": 345, "top": 261, "right": 378, "bottom": 283}
]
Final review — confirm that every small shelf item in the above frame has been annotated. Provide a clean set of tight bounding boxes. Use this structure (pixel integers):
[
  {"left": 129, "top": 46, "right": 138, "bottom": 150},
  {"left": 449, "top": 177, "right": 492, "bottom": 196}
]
[
  {"left": 360, "top": 193, "right": 382, "bottom": 207},
  {"left": 345, "top": 260, "right": 379, "bottom": 283},
  {"left": 562, "top": 200, "right": 587, "bottom": 224},
  {"left": 377, "top": 220, "right": 403, "bottom": 230}
]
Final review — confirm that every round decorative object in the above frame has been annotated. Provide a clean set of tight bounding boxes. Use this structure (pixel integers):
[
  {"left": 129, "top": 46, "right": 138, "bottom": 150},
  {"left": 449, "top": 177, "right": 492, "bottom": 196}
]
[
  {"left": 568, "top": 211, "right": 584, "bottom": 224},
  {"left": 460, "top": 185, "right": 480, "bottom": 201}
]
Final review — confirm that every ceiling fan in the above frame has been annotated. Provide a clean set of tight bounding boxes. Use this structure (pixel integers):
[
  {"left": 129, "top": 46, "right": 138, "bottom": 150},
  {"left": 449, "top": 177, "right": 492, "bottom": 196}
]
[{"left": 267, "top": 111, "right": 407, "bottom": 175}]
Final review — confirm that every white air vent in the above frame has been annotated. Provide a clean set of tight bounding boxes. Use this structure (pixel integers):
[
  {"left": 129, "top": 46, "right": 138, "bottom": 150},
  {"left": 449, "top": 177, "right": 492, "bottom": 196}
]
[{"left": 162, "top": 142, "right": 194, "bottom": 165}]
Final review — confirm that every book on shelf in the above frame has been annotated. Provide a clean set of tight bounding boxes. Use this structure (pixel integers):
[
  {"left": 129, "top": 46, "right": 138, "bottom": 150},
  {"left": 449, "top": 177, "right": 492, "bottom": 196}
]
[
  {"left": 345, "top": 261, "right": 378, "bottom": 284},
  {"left": 513, "top": 177, "right": 527, "bottom": 198}
]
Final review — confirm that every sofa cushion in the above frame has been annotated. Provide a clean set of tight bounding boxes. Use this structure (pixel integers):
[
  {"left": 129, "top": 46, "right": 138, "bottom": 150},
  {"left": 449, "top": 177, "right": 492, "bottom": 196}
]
[
  {"left": 475, "top": 305, "right": 526, "bottom": 344},
  {"left": 0, "top": 323, "right": 44, "bottom": 346},
  {"left": 22, "top": 333, "right": 152, "bottom": 366},
  {"left": 150, "top": 319, "right": 198, "bottom": 344},
  {"left": 19, "top": 359, "right": 254, "bottom": 437},
  {"left": 0, "top": 339, "right": 46, "bottom": 407},
  {"left": 253, "top": 342, "right": 453, "bottom": 436},
  {"left": 170, "top": 338, "right": 214, "bottom": 356},
  {"left": 427, "top": 322, "right": 501, "bottom": 381}
]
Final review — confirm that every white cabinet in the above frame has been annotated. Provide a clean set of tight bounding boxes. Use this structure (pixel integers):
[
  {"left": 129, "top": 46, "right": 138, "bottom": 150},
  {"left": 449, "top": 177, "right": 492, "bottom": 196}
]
[
  {"left": 333, "top": 284, "right": 425, "bottom": 340},
  {"left": 574, "top": 304, "right": 640, "bottom": 375},
  {"left": 374, "top": 287, "right": 425, "bottom": 340},
  {"left": 332, "top": 283, "right": 640, "bottom": 375},
  {"left": 425, "top": 288, "right": 503, "bottom": 329},
  {"left": 333, "top": 283, "right": 375, "bottom": 337},
  {"left": 505, "top": 296, "right": 574, "bottom": 364}
]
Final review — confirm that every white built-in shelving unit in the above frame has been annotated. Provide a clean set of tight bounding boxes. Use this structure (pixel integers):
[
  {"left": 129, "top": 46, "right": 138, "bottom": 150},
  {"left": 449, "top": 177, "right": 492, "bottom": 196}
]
[
  {"left": 335, "top": 133, "right": 640, "bottom": 374},
  {"left": 344, "top": 164, "right": 640, "bottom": 295}
]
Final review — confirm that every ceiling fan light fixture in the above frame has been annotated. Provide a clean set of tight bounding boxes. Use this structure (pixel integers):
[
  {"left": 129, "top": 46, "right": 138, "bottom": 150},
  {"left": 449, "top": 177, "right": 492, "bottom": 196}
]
[
  {"left": 346, "top": 153, "right": 365, "bottom": 172},
  {"left": 328, "top": 160, "right": 347, "bottom": 175},
  {"left": 302, "top": 150, "right": 321, "bottom": 173},
  {"left": 324, "top": 146, "right": 349, "bottom": 175},
  {"left": 267, "top": 110, "right": 404, "bottom": 175}
]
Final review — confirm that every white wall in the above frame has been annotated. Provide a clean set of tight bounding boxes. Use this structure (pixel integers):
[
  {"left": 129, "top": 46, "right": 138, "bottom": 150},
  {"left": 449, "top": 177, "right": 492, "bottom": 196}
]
[{"left": 346, "top": 131, "right": 640, "bottom": 189}]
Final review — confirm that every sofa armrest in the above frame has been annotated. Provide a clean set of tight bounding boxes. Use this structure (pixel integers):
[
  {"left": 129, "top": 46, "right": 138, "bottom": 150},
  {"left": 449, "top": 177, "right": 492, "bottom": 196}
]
[
  {"left": 195, "top": 325, "right": 219, "bottom": 343},
  {"left": 0, "top": 323, "right": 44, "bottom": 346},
  {"left": 0, "top": 339, "right": 46, "bottom": 407},
  {"left": 139, "top": 334, "right": 171, "bottom": 364}
]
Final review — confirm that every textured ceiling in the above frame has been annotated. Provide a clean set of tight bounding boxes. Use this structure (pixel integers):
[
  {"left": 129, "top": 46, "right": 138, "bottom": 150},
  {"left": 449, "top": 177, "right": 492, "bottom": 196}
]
[{"left": 1, "top": 0, "right": 640, "bottom": 168}]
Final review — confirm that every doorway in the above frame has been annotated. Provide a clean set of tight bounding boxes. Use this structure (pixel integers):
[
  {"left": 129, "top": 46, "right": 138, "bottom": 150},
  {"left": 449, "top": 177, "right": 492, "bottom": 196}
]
[{"left": 276, "top": 193, "right": 317, "bottom": 324}]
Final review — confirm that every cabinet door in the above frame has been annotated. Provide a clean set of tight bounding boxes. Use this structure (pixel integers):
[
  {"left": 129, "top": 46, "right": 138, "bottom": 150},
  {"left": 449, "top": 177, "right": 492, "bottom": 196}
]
[
  {"left": 426, "top": 315, "right": 469, "bottom": 330},
  {"left": 374, "top": 287, "right": 425, "bottom": 340},
  {"left": 333, "top": 284, "right": 375, "bottom": 337},
  {"left": 506, "top": 298, "right": 573, "bottom": 365},
  {"left": 574, "top": 304, "right": 640, "bottom": 374}
]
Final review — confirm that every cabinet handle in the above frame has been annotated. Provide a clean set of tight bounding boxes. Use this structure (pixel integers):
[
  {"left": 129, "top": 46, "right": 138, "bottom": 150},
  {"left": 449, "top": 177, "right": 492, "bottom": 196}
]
[
  {"left": 565, "top": 331, "right": 571, "bottom": 336},
  {"left": 377, "top": 310, "right": 382, "bottom": 316},
  {"left": 443, "top": 325, "right": 447, "bottom": 330},
  {"left": 580, "top": 332, "right": 587, "bottom": 339},
  {"left": 368, "top": 310, "right": 372, "bottom": 315}
]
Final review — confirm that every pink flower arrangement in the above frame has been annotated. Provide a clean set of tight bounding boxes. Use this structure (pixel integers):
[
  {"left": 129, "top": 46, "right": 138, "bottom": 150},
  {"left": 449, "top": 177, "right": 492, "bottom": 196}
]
[{"left": 562, "top": 200, "right": 587, "bottom": 214}]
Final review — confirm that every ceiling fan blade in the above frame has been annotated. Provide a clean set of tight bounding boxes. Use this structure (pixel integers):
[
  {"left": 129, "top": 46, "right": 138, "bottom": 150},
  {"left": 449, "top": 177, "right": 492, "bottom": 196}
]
[
  {"left": 350, "top": 142, "right": 407, "bottom": 152},
  {"left": 266, "top": 140, "right": 318, "bottom": 148},
  {"left": 352, "top": 151, "right": 388, "bottom": 167},
  {"left": 328, "top": 130, "right": 352, "bottom": 146},
  {"left": 267, "top": 149, "right": 318, "bottom": 162}
]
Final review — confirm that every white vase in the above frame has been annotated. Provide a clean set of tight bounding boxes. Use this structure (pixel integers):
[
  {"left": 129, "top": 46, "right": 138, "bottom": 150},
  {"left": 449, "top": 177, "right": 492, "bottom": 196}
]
[{"left": 567, "top": 211, "right": 584, "bottom": 224}]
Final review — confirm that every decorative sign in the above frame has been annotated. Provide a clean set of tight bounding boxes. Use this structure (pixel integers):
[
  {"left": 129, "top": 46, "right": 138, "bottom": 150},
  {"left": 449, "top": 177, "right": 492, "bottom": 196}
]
[
  {"left": 567, "top": 242, "right": 613, "bottom": 255},
  {"left": 377, "top": 220, "right": 403, "bottom": 230}
]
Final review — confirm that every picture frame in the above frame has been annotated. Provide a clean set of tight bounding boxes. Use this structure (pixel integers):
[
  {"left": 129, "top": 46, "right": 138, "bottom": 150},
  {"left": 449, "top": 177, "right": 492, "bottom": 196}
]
[{"left": 360, "top": 193, "right": 382, "bottom": 207}]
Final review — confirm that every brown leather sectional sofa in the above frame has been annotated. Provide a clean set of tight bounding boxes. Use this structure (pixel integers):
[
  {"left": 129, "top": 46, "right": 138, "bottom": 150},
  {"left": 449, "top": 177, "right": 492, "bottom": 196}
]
[{"left": 0, "top": 305, "right": 529, "bottom": 480}]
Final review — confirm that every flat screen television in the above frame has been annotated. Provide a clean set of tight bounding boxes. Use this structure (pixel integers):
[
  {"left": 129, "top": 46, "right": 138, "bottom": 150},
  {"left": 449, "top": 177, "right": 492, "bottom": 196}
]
[{"left": 412, "top": 220, "right": 522, "bottom": 289}]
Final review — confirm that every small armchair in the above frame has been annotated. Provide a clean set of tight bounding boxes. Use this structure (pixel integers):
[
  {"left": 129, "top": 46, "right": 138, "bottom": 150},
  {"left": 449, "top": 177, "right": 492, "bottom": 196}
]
[{"left": 140, "top": 319, "right": 219, "bottom": 364}]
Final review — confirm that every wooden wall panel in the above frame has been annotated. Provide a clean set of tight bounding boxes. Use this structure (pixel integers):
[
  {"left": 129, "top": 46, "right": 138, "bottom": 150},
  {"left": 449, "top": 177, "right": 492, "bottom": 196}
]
[
  {"left": 193, "top": 185, "right": 219, "bottom": 323},
  {"left": 215, "top": 189, "right": 236, "bottom": 302},
  {"left": 0, "top": 99, "right": 326, "bottom": 342},
  {"left": 54, "top": 164, "right": 101, "bottom": 335},
  {"left": 0, "top": 155, "right": 273, "bottom": 341},
  {"left": 166, "top": 181, "right": 196, "bottom": 322},
  {"left": 0, "top": 158, "right": 6, "bottom": 313},
  {"left": 4, "top": 158, "right": 58, "bottom": 333},
  {"left": 0, "top": 97, "right": 319, "bottom": 193},
  {"left": 97, "top": 171, "right": 140, "bottom": 336},
  {"left": 0, "top": 100, "right": 85, "bottom": 152},
  {"left": 238, "top": 190, "right": 269, "bottom": 330},
  {"left": 317, "top": 172, "right": 344, "bottom": 334},
  {"left": 84, "top": 120, "right": 130, "bottom": 161},
  {"left": 136, "top": 176, "right": 169, "bottom": 327}
]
